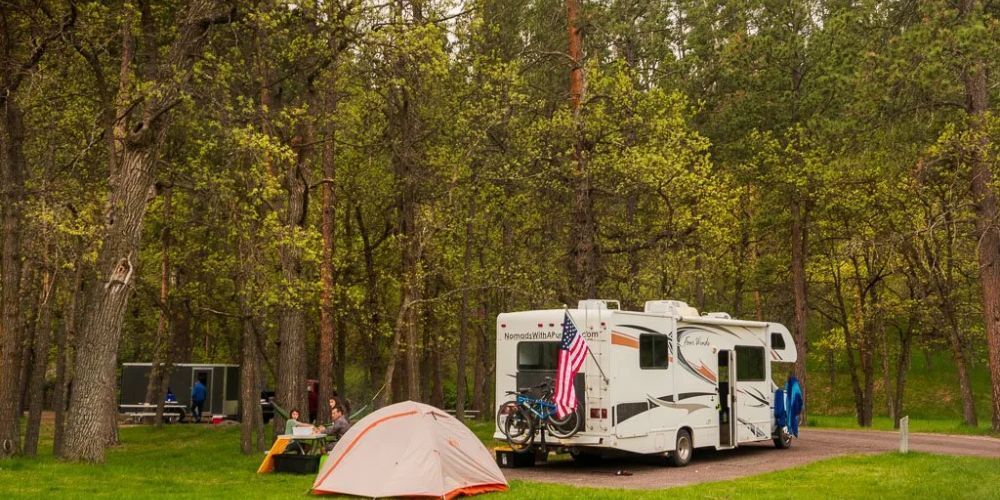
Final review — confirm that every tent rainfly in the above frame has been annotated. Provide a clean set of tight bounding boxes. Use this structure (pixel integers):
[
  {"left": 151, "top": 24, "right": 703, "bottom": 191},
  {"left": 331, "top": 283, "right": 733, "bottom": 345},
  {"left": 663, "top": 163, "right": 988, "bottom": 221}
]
[{"left": 312, "top": 401, "right": 508, "bottom": 498}]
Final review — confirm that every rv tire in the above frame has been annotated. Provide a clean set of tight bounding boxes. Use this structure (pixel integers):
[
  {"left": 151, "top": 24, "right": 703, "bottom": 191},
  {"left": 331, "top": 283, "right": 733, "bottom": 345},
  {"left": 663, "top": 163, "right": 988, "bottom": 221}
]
[
  {"left": 668, "top": 429, "right": 693, "bottom": 467},
  {"left": 773, "top": 428, "right": 792, "bottom": 449}
]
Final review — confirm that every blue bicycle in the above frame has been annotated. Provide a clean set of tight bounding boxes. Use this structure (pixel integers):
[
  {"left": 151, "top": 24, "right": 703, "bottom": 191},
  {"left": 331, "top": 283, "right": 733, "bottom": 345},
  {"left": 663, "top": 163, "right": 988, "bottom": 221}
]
[{"left": 497, "top": 378, "right": 580, "bottom": 452}]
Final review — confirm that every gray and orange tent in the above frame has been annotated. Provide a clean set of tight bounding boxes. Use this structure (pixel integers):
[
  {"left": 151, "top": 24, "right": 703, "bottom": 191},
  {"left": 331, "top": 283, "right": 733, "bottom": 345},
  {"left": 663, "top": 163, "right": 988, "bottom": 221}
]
[{"left": 312, "top": 401, "right": 508, "bottom": 498}]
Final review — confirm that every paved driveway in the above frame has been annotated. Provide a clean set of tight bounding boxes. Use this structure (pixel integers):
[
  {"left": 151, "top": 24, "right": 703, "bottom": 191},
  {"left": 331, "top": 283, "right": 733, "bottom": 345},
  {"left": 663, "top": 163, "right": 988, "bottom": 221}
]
[{"left": 501, "top": 428, "right": 1000, "bottom": 489}]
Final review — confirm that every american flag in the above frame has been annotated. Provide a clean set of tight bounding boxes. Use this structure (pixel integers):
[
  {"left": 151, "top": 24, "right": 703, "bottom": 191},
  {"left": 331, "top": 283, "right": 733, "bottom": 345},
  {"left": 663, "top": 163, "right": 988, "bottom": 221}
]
[{"left": 554, "top": 311, "right": 589, "bottom": 418}]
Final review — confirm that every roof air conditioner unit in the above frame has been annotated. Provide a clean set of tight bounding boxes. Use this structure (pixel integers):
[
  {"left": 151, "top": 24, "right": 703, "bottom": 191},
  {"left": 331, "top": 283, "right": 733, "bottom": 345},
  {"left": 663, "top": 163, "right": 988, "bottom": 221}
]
[
  {"left": 644, "top": 300, "right": 699, "bottom": 317},
  {"left": 704, "top": 312, "right": 732, "bottom": 319}
]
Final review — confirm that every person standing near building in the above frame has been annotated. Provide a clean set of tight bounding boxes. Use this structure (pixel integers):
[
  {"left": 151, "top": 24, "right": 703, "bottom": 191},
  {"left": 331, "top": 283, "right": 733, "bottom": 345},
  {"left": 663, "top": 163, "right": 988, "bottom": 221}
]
[{"left": 191, "top": 379, "right": 207, "bottom": 422}]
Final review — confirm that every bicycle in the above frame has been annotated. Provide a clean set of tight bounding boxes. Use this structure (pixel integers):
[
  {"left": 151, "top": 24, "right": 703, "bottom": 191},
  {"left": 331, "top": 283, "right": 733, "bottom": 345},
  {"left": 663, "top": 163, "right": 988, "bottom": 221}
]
[{"left": 496, "top": 378, "right": 581, "bottom": 452}]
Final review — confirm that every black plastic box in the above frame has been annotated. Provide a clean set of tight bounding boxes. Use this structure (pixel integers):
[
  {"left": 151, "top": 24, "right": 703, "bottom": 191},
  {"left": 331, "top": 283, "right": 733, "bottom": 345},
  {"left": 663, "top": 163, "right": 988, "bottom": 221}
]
[
  {"left": 273, "top": 453, "right": 320, "bottom": 474},
  {"left": 495, "top": 448, "right": 536, "bottom": 468}
]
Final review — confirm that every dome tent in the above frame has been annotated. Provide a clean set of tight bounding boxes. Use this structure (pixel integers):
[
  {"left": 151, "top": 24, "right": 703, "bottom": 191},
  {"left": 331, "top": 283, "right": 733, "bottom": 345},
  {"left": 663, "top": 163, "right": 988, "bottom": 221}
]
[{"left": 311, "top": 401, "right": 508, "bottom": 498}]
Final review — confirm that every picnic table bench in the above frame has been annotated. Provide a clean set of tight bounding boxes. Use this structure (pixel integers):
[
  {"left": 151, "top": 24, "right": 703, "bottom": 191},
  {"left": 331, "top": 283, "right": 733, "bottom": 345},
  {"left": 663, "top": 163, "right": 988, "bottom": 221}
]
[
  {"left": 445, "top": 409, "right": 481, "bottom": 419},
  {"left": 119, "top": 403, "right": 188, "bottom": 424}
]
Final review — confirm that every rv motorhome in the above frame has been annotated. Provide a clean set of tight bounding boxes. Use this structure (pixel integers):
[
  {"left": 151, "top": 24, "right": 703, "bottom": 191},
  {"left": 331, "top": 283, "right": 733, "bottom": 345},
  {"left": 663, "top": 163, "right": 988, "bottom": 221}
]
[{"left": 494, "top": 299, "right": 798, "bottom": 466}]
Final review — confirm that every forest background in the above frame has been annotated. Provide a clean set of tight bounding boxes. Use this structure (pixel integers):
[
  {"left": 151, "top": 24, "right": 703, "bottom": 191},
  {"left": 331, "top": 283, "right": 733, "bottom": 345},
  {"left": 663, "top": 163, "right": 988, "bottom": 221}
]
[{"left": 0, "top": 0, "right": 997, "bottom": 463}]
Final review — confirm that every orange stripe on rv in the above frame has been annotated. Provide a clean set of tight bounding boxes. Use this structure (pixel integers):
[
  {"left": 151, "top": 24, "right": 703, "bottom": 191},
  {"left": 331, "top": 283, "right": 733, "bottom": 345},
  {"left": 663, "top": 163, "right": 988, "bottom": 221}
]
[
  {"left": 611, "top": 331, "right": 638, "bottom": 349},
  {"left": 696, "top": 363, "right": 717, "bottom": 383}
]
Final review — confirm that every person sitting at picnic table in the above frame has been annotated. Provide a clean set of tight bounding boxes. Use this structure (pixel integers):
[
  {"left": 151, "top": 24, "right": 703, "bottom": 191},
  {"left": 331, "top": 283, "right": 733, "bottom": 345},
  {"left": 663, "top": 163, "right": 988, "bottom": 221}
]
[
  {"left": 327, "top": 394, "right": 351, "bottom": 419},
  {"left": 320, "top": 406, "right": 351, "bottom": 451},
  {"left": 165, "top": 387, "right": 177, "bottom": 403},
  {"left": 284, "top": 408, "right": 313, "bottom": 435}
]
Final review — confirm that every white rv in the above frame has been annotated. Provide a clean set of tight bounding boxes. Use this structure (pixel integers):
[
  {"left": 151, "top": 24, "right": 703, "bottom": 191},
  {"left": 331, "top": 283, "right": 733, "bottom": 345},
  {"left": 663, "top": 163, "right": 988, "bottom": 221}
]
[{"left": 494, "top": 299, "right": 797, "bottom": 466}]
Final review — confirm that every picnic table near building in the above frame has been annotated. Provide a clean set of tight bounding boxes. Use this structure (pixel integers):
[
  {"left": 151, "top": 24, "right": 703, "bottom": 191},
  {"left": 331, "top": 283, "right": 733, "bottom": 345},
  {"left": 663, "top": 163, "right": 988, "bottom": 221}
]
[{"left": 118, "top": 403, "right": 189, "bottom": 423}]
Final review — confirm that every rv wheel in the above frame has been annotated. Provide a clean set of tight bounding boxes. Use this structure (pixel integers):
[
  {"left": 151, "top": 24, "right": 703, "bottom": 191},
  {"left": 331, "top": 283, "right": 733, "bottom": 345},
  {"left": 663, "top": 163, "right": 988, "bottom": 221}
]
[
  {"left": 773, "top": 427, "right": 792, "bottom": 449},
  {"left": 668, "top": 429, "right": 693, "bottom": 467}
]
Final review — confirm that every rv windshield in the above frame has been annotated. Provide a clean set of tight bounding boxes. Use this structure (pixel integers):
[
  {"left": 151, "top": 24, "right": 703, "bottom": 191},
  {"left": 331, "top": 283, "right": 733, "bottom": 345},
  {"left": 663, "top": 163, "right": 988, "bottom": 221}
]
[{"left": 517, "top": 341, "right": 559, "bottom": 370}]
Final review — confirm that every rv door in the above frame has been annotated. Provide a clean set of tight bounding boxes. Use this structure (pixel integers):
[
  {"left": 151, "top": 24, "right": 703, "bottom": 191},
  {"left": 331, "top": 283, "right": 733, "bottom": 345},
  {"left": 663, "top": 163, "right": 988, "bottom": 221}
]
[
  {"left": 717, "top": 350, "right": 735, "bottom": 447},
  {"left": 733, "top": 345, "right": 772, "bottom": 442}
]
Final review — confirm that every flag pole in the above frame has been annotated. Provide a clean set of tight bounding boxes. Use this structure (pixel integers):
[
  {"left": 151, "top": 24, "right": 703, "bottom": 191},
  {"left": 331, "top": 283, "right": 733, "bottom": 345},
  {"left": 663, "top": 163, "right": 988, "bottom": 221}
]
[{"left": 565, "top": 307, "right": 609, "bottom": 384}]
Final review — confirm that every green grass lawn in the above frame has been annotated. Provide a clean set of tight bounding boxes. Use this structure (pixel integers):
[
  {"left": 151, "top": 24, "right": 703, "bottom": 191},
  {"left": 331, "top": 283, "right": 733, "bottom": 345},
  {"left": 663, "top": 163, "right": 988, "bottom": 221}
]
[
  {"left": 0, "top": 423, "right": 996, "bottom": 499},
  {"left": 807, "top": 414, "right": 1000, "bottom": 436},
  {"left": 500, "top": 453, "right": 1000, "bottom": 499}
]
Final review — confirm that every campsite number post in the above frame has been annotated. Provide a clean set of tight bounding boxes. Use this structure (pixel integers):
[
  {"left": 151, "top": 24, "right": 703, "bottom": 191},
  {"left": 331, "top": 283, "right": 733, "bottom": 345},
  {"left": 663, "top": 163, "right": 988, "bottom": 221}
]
[{"left": 899, "top": 416, "right": 909, "bottom": 454}]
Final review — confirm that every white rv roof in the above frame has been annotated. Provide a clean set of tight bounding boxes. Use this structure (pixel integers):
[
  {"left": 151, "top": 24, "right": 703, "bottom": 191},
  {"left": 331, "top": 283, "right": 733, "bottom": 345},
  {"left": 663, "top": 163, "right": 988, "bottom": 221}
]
[{"left": 678, "top": 315, "right": 770, "bottom": 328}]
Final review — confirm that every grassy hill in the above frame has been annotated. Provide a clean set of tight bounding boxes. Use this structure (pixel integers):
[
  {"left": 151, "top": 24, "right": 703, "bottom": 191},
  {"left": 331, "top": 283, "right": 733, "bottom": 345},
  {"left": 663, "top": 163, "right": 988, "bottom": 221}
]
[{"left": 802, "top": 351, "right": 996, "bottom": 435}]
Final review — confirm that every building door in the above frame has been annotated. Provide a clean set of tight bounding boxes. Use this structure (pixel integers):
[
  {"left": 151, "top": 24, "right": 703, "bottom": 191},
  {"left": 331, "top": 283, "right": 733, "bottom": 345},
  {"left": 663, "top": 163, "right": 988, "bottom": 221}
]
[{"left": 193, "top": 368, "right": 213, "bottom": 414}]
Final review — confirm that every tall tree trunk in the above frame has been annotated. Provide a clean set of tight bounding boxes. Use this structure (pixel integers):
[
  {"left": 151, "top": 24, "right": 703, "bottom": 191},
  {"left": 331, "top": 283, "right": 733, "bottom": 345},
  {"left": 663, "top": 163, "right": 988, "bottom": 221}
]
[
  {"left": 239, "top": 310, "right": 264, "bottom": 454},
  {"left": 945, "top": 309, "right": 978, "bottom": 426},
  {"left": 335, "top": 293, "right": 347, "bottom": 396},
  {"left": 145, "top": 184, "right": 173, "bottom": 427},
  {"left": 378, "top": 300, "right": 410, "bottom": 407},
  {"left": 24, "top": 257, "right": 56, "bottom": 456},
  {"left": 232, "top": 163, "right": 265, "bottom": 453},
  {"left": 625, "top": 193, "right": 641, "bottom": 310},
  {"left": 391, "top": 84, "right": 423, "bottom": 402},
  {"left": 471, "top": 326, "right": 487, "bottom": 415},
  {"left": 17, "top": 264, "right": 36, "bottom": 414},
  {"left": 400, "top": 180, "right": 422, "bottom": 403},
  {"left": 172, "top": 295, "right": 192, "bottom": 363},
  {"left": 859, "top": 288, "right": 876, "bottom": 427},
  {"left": 456, "top": 183, "right": 476, "bottom": 420},
  {"left": 831, "top": 258, "right": 864, "bottom": 425},
  {"left": 336, "top": 201, "right": 351, "bottom": 395},
  {"left": 893, "top": 323, "right": 913, "bottom": 428},
  {"left": 54, "top": 242, "right": 84, "bottom": 456},
  {"left": 423, "top": 278, "right": 444, "bottom": 408},
  {"left": 236, "top": 249, "right": 264, "bottom": 454},
  {"left": 276, "top": 147, "right": 309, "bottom": 421},
  {"left": 790, "top": 197, "right": 809, "bottom": 420},
  {"left": 356, "top": 206, "right": 382, "bottom": 390},
  {"left": 0, "top": 98, "right": 25, "bottom": 458},
  {"left": 65, "top": 147, "right": 157, "bottom": 462},
  {"left": 318, "top": 77, "right": 338, "bottom": 413},
  {"left": 64, "top": 0, "right": 232, "bottom": 462},
  {"left": 566, "top": 0, "right": 598, "bottom": 299},
  {"left": 402, "top": 277, "right": 419, "bottom": 404},
  {"left": 882, "top": 322, "right": 894, "bottom": 422},
  {"left": 960, "top": 0, "right": 1000, "bottom": 433}
]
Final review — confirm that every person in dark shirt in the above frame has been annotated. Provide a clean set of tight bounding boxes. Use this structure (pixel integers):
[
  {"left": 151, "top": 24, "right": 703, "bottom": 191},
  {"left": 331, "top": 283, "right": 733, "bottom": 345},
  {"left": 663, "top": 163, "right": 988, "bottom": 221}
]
[{"left": 321, "top": 406, "right": 351, "bottom": 451}]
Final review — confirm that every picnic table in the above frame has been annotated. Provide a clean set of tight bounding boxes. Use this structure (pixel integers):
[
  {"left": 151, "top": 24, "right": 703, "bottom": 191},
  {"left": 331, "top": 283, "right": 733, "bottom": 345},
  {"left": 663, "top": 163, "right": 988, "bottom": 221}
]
[
  {"left": 119, "top": 403, "right": 188, "bottom": 423},
  {"left": 257, "top": 434, "right": 331, "bottom": 474}
]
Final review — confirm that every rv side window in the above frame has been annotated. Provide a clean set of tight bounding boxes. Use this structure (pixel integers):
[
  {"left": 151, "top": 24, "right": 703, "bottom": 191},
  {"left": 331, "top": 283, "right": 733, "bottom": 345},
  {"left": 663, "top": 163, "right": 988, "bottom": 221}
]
[
  {"left": 771, "top": 333, "right": 786, "bottom": 350},
  {"left": 735, "top": 346, "right": 765, "bottom": 381},
  {"left": 517, "top": 342, "right": 560, "bottom": 371},
  {"left": 639, "top": 334, "right": 669, "bottom": 369}
]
